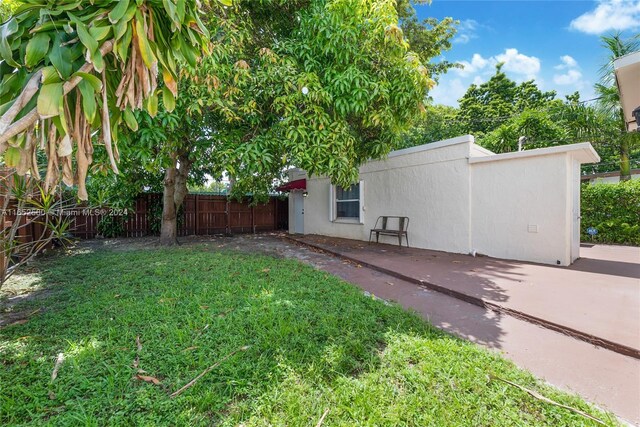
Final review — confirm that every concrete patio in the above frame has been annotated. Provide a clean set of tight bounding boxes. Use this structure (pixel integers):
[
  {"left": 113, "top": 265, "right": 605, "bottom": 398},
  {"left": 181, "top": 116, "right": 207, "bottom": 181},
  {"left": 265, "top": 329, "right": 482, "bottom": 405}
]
[
  {"left": 286, "top": 234, "right": 640, "bottom": 423},
  {"left": 291, "top": 235, "right": 640, "bottom": 359}
]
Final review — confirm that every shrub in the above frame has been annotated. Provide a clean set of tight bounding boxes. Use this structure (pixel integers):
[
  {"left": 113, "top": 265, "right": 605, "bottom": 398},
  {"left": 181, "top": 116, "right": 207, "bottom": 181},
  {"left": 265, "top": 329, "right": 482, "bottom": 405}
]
[
  {"left": 96, "top": 215, "right": 126, "bottom": 238},
  {"left": 581, "top": 180, "right": 640, "bottom": 245}
]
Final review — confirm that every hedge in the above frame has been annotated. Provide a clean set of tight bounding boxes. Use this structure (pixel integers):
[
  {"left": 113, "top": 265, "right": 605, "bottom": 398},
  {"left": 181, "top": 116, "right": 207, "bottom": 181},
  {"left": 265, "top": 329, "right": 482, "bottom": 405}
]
[{"left": 581, "top": 180, "right": 640, "bottom": 245}]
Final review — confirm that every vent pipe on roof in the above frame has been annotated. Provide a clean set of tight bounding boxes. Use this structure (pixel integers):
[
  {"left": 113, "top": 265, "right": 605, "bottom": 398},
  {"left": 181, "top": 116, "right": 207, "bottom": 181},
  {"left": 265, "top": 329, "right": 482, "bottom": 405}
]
[{"left": 518, "top": 136, "right": 527, "bottom": 152}]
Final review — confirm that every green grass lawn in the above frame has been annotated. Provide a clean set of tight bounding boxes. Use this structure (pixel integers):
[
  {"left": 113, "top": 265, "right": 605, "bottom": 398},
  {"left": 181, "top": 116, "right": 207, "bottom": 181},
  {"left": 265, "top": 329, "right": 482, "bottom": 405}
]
[{"left": 0, "top": 245, "right": 616, "bottom": 426}]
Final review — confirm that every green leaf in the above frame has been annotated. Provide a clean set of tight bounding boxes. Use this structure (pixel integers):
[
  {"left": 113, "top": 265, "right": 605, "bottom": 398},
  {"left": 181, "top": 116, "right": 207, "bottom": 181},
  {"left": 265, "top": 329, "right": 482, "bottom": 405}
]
[
  {"left": 145, "top": 93, "right": 158, "bottom": 117},
  {"left": 117, "top": 25, "right": 133, "bottom": 63},
  {"left": 217, "top": 0, "right": 233, "bottom": 6},
  {"left": 41, "top": 66, "right": 62, "bottom": 85},
  {"left": 113, "top": 18, "right": 129, "bottom": 42},
  {"left": 49, "top": 35, "right": 73, "bottom": 79},
  {"left": 0, "top": 19, "right": 20, "bottom": 68},
  {"left": 91, "top": 49, "right": 105, "bottom": 73},
  {"left": 163, "top": 0, "right": 180, "bottom": 28},
  {"left": 162, "top": 86, "right": 175, "bottom": 112},
  {"left": 4, "top": 147, "right": 21, "bottom": 167},
  {"left": 108, "top": 0, "right": 130, "bottom": 24},
  {"left": 135, "top": 12, "right": 157, "bottom": 68},
  {"left": 89, "top": 26, "right": 112, "bottom": 42},
  {"left": 73, "top": 72, "right": 102, "bottom": 92},
  {"left": 123, "top": 107, "right": 138, "bottom": 131},
  {"left": 71, "top": 16, "right": 98, "bottom": 55},
  {"left": 78, "top": 80, "right": 97, "bottom": 123},
  {"left": 179, "top": 38, "right": 197, "bottom": 68},
  {"left": 37, "top": 82, "right": 64, "bottom": 118},
  {"left": 25, "top": 33, "right": 50, "bottom": 68}
]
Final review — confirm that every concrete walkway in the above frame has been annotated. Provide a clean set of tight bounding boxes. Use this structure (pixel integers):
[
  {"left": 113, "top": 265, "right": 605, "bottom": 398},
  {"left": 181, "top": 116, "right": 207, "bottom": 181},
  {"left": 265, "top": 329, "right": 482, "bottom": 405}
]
[
  {"left": 285, "top": 235, "right": 640, "bottom": 424},
  {"left": 292, "top": 235, "right": 640, "bottom": 358}
]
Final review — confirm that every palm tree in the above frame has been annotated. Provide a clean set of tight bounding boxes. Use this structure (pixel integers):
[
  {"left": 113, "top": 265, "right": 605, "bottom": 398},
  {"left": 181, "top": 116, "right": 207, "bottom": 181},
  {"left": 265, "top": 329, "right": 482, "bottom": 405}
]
[{"left": 595, "top": 32, "right": 640, "bottom": 181}]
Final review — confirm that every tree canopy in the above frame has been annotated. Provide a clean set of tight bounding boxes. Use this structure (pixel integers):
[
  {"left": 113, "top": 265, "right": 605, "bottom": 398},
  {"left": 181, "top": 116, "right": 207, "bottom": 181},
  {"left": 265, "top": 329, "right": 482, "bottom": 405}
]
[
  {"left": 85, "top": 0, "right": 457, "bottom": 243},
  {"left": 403, "top": 63, "right": 640, "bottom": 172},
  {"left": 0, "top": 0, "right": 213, "bottom": 199},
  {"left": 457, "top": 64, "right": 557, "bottom": 135}
]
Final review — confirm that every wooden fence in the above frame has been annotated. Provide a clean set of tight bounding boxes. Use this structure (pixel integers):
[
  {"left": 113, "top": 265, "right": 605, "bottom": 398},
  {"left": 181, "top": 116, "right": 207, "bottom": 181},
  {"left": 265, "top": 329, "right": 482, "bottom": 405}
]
[
  {"left": 71, "top": 193, "right": 289, "bottom": 239},
  {"left": 1, "top": 187, "right": 287, "bottom": 277}
]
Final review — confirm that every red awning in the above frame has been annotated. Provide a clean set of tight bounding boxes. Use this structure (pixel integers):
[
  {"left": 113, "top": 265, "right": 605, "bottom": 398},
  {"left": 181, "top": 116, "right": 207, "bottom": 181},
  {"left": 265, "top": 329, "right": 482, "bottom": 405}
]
[{"left": 276, "top": 179, "right": 306, "bottom": 192}]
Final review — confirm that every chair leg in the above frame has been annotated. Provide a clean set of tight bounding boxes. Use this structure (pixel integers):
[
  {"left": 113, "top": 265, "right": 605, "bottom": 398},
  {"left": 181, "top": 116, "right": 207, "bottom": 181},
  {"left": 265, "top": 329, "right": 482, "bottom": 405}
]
[
  {"left": 405, "top": 234, "right": 410, "bottom": 248},
  {"left": 376, "top": 232, "right": 380, "bottom": 243},
  {"left": 398, "top": 234, "right": 402, "bottom": 247}
]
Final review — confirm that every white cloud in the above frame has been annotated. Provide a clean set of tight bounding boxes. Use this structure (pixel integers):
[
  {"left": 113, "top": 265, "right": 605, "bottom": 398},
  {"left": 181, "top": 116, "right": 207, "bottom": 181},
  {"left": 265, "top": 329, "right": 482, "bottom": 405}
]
[
  {"left": 570, "top": 0, "right": 640, "bottom": 34},
  {"left": 555, "top": 55, "right": 578, "bottom": 70},
  {"left": 495, "top": 48, "right": 541, "bottom": 80},
  {"left": 435, "top": 50, "right": 593, "bottom": 107},
  {"left": 454, "top": 49, "right": 540, "bottom": 80},
  {"left": 553, "top": 69, "right": 583, "bottom": 85},
  {"left": 429, "top": 78, "right": 468, "bottom": 107},
  {"left": 455, "top": 53, "right": 491, "bottom": 76},
  {"left": 552, "top": 55, "right": 584, "bottom": 87},
  {"left": 453, "top": 19, "right": 479, "bottom": 44}
]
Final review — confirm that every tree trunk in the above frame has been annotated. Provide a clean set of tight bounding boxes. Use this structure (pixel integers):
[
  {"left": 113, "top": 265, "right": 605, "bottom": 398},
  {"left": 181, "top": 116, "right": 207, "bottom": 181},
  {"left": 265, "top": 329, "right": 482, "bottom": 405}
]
[
  {"left": 160, "top": 156, "right": 178, "bottom": 245},
  {"left": 160, "top": 152, "right": 193, "bottom": 245},
  {"left": 619, "top": 109, "right": 631, "bottom": 182},
  {"left": 174, "top": 154, "right": 193, "bottom": 208},
  {"left": 620, "top": 138, "right": 631, "bottom": 181}
]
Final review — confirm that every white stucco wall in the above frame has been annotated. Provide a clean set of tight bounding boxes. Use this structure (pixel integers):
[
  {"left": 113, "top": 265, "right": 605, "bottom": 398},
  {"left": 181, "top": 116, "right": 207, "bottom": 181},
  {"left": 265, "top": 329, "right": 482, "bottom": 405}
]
[
  {"left": 291, "top": 137, "right": 599, "bottom": 266},
  {"left": 302, "top": 136, "right": 476, "bottom": 253},
  {"left": 470, "top": 153, "right": 570, "bottom": 265}
]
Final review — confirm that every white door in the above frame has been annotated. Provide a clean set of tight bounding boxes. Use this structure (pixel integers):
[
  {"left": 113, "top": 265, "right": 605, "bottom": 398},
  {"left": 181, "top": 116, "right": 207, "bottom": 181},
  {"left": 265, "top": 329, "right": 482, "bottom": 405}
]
[
  {"left": 571, "top": 160, "right": 581, "bottom": 262},
  {"left": 293, "top": 191, "right": 304, "bottom": 234}
]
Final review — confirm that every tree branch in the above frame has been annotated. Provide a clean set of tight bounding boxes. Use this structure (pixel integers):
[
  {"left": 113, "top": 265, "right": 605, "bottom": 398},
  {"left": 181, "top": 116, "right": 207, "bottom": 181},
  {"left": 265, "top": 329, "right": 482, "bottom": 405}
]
[
  {"left": 0, "top": 40, "right": 115, "bottom": 147},
  {"left": 0, "top": 70, "right": 43, "bottom": 154}
]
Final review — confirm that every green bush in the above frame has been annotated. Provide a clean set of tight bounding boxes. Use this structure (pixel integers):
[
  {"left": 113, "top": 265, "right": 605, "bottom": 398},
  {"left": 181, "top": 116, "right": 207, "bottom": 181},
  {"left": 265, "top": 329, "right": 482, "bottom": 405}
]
[
  {"left": 581, "top": 180, "right": 640, "bottom": 245},
  {"left": 96, "top": 215, "right": 126, "bottom": 238}
]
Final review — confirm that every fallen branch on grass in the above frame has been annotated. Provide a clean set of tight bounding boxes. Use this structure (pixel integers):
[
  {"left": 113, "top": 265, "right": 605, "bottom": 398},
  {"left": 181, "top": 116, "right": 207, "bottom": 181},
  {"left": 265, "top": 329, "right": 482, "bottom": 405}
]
[
  {"left": 489, "top": 375, "right": 607, "bottom": 426},
  {"left": 133, "top": 336, "right": 142, "bottom": 369},
  {"left": 315, "top": 408, "right": 330, "bottom": 427},
  {"left": 51, "top": 353, "right": 65, "bottom": 381},
  {"left": 170, "top": 345, "right": 250, "bottom": 398}
]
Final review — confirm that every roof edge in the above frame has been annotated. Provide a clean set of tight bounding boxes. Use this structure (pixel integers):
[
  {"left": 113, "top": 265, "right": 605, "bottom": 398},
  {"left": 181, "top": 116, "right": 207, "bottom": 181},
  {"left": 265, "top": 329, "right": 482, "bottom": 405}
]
[
  {"left": 468, "top": 142, "right": 601, "bottom": 165},
  {"left": 387, "top": 135, "right": 475, "bottom": 159}
]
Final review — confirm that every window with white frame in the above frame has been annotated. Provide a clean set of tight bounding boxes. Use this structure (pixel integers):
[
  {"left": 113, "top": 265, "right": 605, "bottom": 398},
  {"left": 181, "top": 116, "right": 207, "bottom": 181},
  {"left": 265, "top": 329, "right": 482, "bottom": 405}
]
[
  {"left": 336, "top": 184, "right": 360, "bottom": 218},
  {"left": 329, "top": 181, "right": 364, "bottom": 223}
]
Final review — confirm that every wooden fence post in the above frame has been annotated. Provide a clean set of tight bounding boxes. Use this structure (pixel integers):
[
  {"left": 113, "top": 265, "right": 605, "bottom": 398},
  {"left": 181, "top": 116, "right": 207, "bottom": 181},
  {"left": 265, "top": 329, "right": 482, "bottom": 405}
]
[
  {"left": 194, "top": 194, "right": 199, "bottom": 236},
  {"left": 251, "top": 203, "right": 255, "bottom": 234},
  {"left": 225, "top": 199, "right": 230, "bottom": 235}
]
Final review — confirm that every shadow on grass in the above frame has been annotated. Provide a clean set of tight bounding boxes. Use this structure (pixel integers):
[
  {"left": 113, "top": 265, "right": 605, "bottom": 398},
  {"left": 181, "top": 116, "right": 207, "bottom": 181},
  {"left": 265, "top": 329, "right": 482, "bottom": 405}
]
[
  {"left": 290, "top": 234, "right": 521, "bottom": 350},
  {"left": 0, "top": 245, "right": 615, "bottom": 426}
]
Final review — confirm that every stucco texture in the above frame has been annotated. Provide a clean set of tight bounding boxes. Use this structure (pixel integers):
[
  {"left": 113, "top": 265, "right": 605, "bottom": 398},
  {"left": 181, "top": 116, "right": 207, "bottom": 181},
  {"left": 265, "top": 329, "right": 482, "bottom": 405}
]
[{"left": 290, "top": 136, "right": 600, "bottom": 266}]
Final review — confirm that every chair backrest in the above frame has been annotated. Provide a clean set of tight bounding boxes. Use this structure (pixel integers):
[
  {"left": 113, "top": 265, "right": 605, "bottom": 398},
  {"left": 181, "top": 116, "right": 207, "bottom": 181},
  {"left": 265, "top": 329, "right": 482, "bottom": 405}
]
[{"left": 376, "top": 216, "right": 409, "bottom": 231}]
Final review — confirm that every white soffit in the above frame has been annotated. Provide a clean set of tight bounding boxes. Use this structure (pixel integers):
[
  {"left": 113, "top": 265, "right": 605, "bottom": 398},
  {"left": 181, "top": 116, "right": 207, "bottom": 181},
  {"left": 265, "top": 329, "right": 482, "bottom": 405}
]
[{"left": 614, "top": 50, "right": 640, "bottom": 132}]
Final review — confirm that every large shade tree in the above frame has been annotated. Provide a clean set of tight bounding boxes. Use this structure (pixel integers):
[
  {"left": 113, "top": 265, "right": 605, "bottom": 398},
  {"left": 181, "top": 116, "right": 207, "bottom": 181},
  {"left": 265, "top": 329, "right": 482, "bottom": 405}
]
[{"left": 107, "top": 0, "right": 457, "bottom": 245}]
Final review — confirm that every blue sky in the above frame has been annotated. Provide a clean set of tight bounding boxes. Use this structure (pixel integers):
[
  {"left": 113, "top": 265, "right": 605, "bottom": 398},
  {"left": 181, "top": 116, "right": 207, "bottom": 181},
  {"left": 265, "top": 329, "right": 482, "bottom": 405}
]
[{"left": 415, "top": 0, "right": 640, "bottom": 106}]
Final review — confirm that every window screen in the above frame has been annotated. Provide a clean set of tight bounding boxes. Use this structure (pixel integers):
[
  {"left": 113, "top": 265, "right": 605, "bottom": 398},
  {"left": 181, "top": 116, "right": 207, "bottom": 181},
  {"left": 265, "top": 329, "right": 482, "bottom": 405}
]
[{"left": 336, "top": 183, "right": 360, "bottom": 219}]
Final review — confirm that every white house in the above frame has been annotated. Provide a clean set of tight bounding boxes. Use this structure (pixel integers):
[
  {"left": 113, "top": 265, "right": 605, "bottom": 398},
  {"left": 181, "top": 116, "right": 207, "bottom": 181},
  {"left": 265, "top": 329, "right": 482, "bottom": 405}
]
[{"left": 286, "top": 135, "right": 600, "bottom": 266}]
